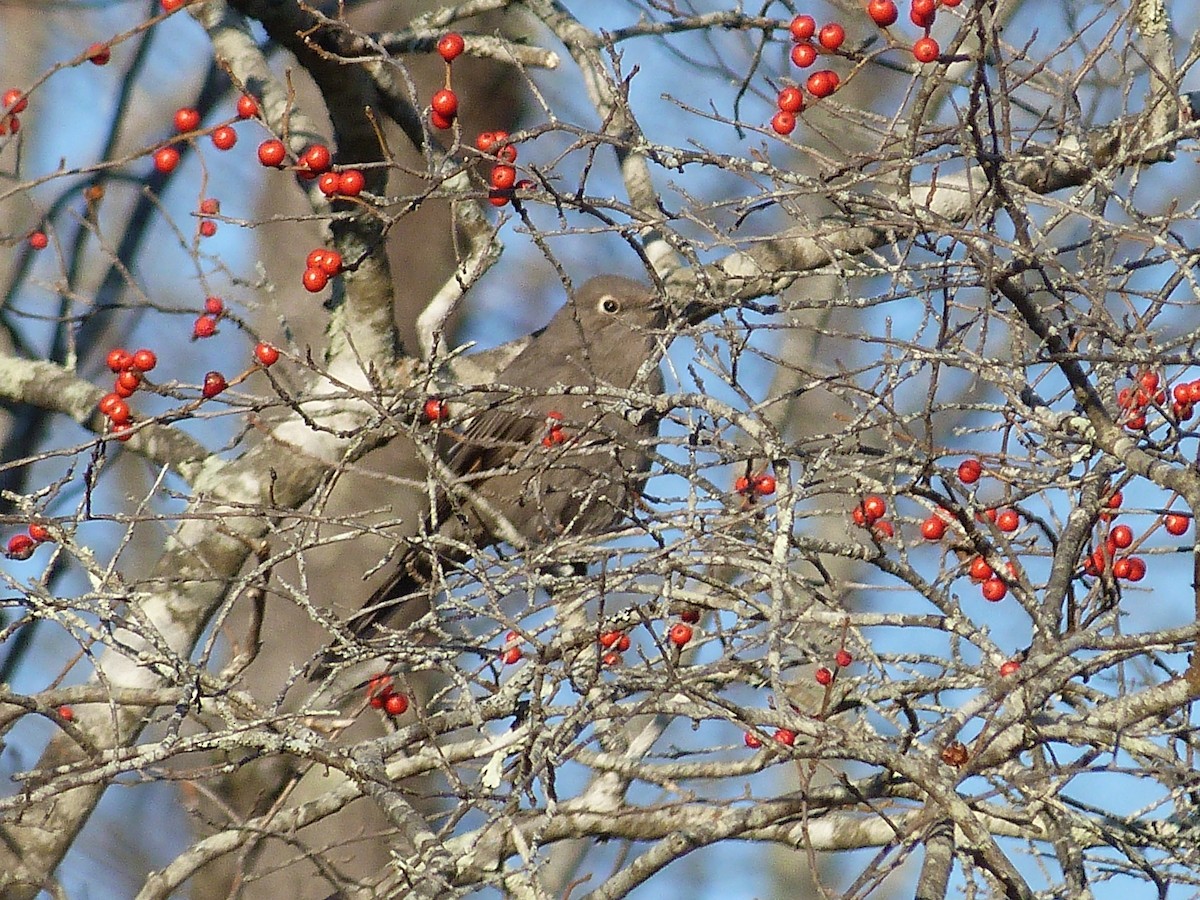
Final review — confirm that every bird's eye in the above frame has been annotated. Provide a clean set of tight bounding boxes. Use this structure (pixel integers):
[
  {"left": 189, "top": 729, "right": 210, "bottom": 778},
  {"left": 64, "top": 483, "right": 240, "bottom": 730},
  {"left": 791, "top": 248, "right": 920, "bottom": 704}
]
[{"left": 600, "top": 296, "right": 620, "bottom": 314}]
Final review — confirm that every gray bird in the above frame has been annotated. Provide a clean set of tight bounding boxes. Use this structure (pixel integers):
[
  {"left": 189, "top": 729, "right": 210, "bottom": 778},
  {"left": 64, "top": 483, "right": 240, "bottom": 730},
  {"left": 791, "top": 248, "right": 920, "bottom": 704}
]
[{"left": 316, "top": 275, "right": 668, "bottom": 672}]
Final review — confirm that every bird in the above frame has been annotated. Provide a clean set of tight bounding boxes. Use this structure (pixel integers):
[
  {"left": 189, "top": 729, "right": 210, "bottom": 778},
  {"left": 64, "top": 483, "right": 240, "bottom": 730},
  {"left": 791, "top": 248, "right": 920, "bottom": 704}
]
[{"left": 314, "top": 275, "right": 668, "bottom": 674}]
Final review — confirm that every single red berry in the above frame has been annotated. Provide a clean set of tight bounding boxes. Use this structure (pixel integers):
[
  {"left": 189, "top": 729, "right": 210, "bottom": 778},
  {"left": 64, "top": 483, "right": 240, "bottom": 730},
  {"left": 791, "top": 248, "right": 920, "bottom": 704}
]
[
  {"left": 1112, "top": 557, "right": 1133, "bottom": 580},
  {"left": 790, "top": 42, "right": 817, "bottom": 68},
  {"left": 87, "top": 43, "right": 111, "bottom": 65},
  {"left": 996, "top": 509, "right": 1019, "bottom": 533},
  {"left": 912, "top": 36, "right": 940, "bottom": 63},
  {"left": 475, "top": 131, "right": 497, "bottom": 153},
  {"left": 431, "top": 89, "right": 458, "bottom": 118},
  {"left": 106, "top": 349, "right": 132, "bottom": 372},
  {"left": 735, "top": 475, "right": 753, "bottom": 494},
  {"left": 770, "top": 110, "right": 797, "bottom": 135},
  {"left": 257, "top": 139, "right": 286, "bottom": 167},
  {"left": 668, "top": 622, "right": 693, "bottom": 646},
  {"left": 806, "top": 69, "right": 839, "bottom": 98},
  {"left": 98, "top": 392, "right": 124, "bottom": 418},
  {"left": 438, "top": 32, "right": 466, "bottom": 62},
  {"left": 601, "top": 651, "right": 623, "bottom": 666},
  {"left": 199, "top": 197, "right": 219, "bottom": 215},
  {"left": 818, "top": 23, "right": 845, "bottom": 51},
  {"left": 920, "top": 516, "right": 946, "bottom": 540},
  {"left": 305, "top": 248, "right": 327, "bottom": 269},
  {"left": 302, "top": 266, "right": 329, "bottom": 292},
  {"left": 318, "top": 172, "right": 341, "bottom": 196},
  {"left": 1126, "top": 557, "right": 1147, "bottom": 581},
  {"left": 753, "top": 474, "right": 777, "bottom": 495},
  {"left": 861, "top": 495, "right": 886, "bottom": 523},
  {"left": 1116, "top": 386, "right": 1134, "bottom": 409},
  {"left": 131, "top": 348, "right": 157, "bottom": 372},
  {"left": 7, "top": 533, "right": 35, "bottom": 559},
  {"left": 173, "top": 107, "right": 200, "bottom": 133},
  {"left": 1110, "top": 524, "right": 1134, "bottom": 549},
  {"left": 318, "top": 249, "right": 342, "bottom": 276},
  {"left": 302, "top": 144, "right": 332, "bottom": 174},
  {"left": 106, "top": 397, "right": 131, "bottom": 425},
  {"left": 957, "top": 458, "right": 982, "bottom": 484},
  {"left": 235, "top": 94, "right": 258, "bottom": 119},
  {"left": 1140, "top": 371, "right": 1160, "bottom": 392},
  {"left": 501, "top": 646, "right": 523, "bottom": 665},
  {"left": 431, "top": 109, "right": 455, "bottom": 130},
  {"left": 338, "top": 169, "right": 365, "bottom": 196},
  {"left": 153, "top": 146, "right": 181, "bottom": 174},
  {"left": 867, "top": 0, "right": 899, "bottom": 27},
  {"left": 1106, "top": 490, "right": 1123, "bottom": 511},
  {"left": 193, "top": 314, "right": 218, "bottom": 338},
  {"left": 968, "top": 556, "right": 993, "bottom": 582},
  {"left": 28, "top": 230, "right": 48, "bottom": 250},
  {"left": 773, "top": 728, "right": 796, "bottom": 746},
  {"left": 744, "top": 732, "right": 763, "bottom": 749},
  {"left": 496, "top": 143, "right": 518, "bottom": 163},
  {"left": 872, "top": 519, "right": 894, "bottom": 538},
  {"left": 198, "top": 219, "right": 216, "bottom": 237},
  {"left": 202, "top": 371, "right": 227, "bottom": 398},
  {"left": 835, "top": 648, "right": 852, "bottom": 668},
  {"left": 112, "top": 421, "right": 134, "bottom": 442},
  {"left": 1173, "top": 383, "right": 1190, "bottom": 404},
  {"left": 616, "top": 633, "right": 632, "bottom": 652},
  {"left": 777, "top": 86, "right": 804, "bottom": 113},
  {"left": 366, "top": 673, "right": 393, "bottom": 699},
  {"left": 679, "top": 608, "right": 700, "bottom": 624},
  {"left": 1165, "top": 513, "right": 1190, "bottom": 536},
  {"left": 211, "top": 125, "right": 237, "bottom": 150},
  {"left": 598, "top": 630, "right": 623, "bottom": 649},
  {"left": 28, "top": 523, "right": 51, "bottom": 543},
  {"left": 383, "top": 692, "right": 409, "bottom": 716},
  {"left": 815, "top": 666, "right": 833, "bottom": 686},
  {"left": 204, "top": 296, "right": 224, "bottom": 315},
  {"left": 490, "top": 164, "right": 517, "bottom": 190},
  {"left": 254, "top": 342, "right": 280, "bottom": 366},
  {"left": 488, "top": 189, "right": 511, "bottom": 207},
  {"left": 1125, "top": 411, "right": 1147, "bottom": 430},
  {"left": 789, "top": 14, "right": 816, "bottom": 41},
  {"left": 116, "top": 370, "right": 141, "bottom": 396},
  {"left": 422, "top": 398, "right": 449, "bottom": 422},
  {"left": 851, "top": 506, "right": 867, "bottom": 527},
  {"left": 1188, "top": 380, "right": 1200, "bottom": 403},
  {"left": 2, "top": 88, "right": 27, "bottom": 114},
  {"left": 999, "top": 659, "right": 1020, "bottom": 677},
  {"left": 981, "top": 577, "right": 1007, "bottom": 602},
  {"left": 161, "top": 0, "right": 185, "bottom": 10},
  {"left": 58, "top": 704, "right": 75, "bottom": 721}
]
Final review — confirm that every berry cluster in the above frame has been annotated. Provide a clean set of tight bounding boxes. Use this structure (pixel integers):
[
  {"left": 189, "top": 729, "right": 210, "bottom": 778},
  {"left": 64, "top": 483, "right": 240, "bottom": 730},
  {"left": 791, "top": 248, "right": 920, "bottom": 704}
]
[
  {"left": 318, "top": 168, "right": 366, "bottom": 198},
  {"left": 541, "top": 411, "right": 566, "bottom": 447},
  {"left": 476, "top": 130, "right": 526, "bottom": 207},
  {"left": 734, "top": 471, "right": 777, "bottom": 499},
  {"left": 6, "top": 523, "right": 52, "bottom": 560},
  {"left": 852, "top": 494, "right": 893, "bottom": 538},
  {"left": 1116, "top": 369, "right": 1200, "bottom": 429},
  {"left": 430, "top": 33, "right": 466, "bottom": 129},
  {"left": 364, "top": 674, "right": 409, "bottom": 717},
  {"left": 743, "top": 645, "right": 852, "bottom": 749},
  {"left": 2, "top": 87, "right": 27, "bottom": 136},
  {"left": 598, "top": 628, "right": 632, "bottom": 667},
  {"left": 302, "top": 247, "right": 343, "bottom": 293},
  {"left": 99, "top": 347, "right": 158, "bottom": 440}
]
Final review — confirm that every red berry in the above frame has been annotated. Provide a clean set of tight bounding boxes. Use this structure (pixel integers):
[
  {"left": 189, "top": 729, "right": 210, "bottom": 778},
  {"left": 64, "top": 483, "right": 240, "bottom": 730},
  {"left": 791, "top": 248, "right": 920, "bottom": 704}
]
[
  {"left": 1165, "top": 513, "right": 1190, "bottom": 536},
  {"left": 501, "top": 646, "right": 523, "bottom": 665},
  {"left": 598, "top": 630, "right": 624, "bottom": 649},
  {"left": 475, "top": 131, "right": 497, "bottom": 153},
  {"left": 872, "top": 519, "right": 894, "bottom": 538},
  {"left": 1188, "top": 380, "right": 1200, "bottom": 403},
  {"left": 339, "top": 169, "right": 365, "bottom": 196},
  {"left": 744, "top": 732, "right": 762, "bottom": 749},
  {"left": 616, "top": 633, "right": 632, "bottom": 652},
  {"left": 770, "top": 110, "right": 797, "bottom": 135},
  {"left": 106, "top": 397, "right": 131, "bottom": 425},
  {"left": 734, "top": 475, "right": 753, "bottom": 494},
  {"left": 199, "top": 197, "right": 219, "bottom": 215},
  {"left": 1106, "top": 490, "right": 1123, "bottom": 511},
  {"left": 211, "top": 125, "right": 237, "bottom": 150},
  {"left": 58, "top": 704, "right": 75, "bottom": 720},
  {"left": 1173, "top": 383, "right": 1190, "bottom": 404},
  {"left": 161, "top": 0, "right": 185, "bottom": 10},
  {"left": 193, "top": 314, "right": 218, "bottom": 338},
  {"left": 920, "top": 516, "right": 946, "bottom": 540},
  {"left": 490, "top": 164, "right": 517, "bottom": 190},
  {"left": 790, "top": 42, "right": 817, "bottom": 68},
  {"left": 302, "top": 144, "right": 332, "bottom": 174},
  {"left": 941, "top": 0, "right": 961, "bottom": 5},
  {"left": 431, "top": 89, "right": 458, "bottom": 118},
  {"left": 777, "top": 86, "right": 804, "bottom": 113},
  {"left": 257, "top": 139, "right": 286, "bottom": 167},
  {"left": 999, "top": 659, "right": 1020, "bottom": 677},
  {"left": 202, "top": 371, "right": 227, "bottom": 398},
  {"left": 861, "top": 495, "right": 886, "bottom": 523},
  {"left": 383, "top": 692, "right": 409, "bottom": 716},
  {"left": 910, "top": 0, "right": 936, "bottom": 28},
  {"left": 773, "top": 728, "right": 796, "bottom": 746},
  {"left": 153, "top": 146, "right": 181, "bottom": 174},
  {"left": 318, "top": 249, "right": 343, "bottom": 276},
  {"left": 318, "top": 172, "right": 341, "bottom": 196},
  {"left": 805, "top": 69, "right": 839, "bottom": 98},
  {"left": 996, "top": 509, "right": 1019, "bottom": 533},
  {"left": 957, "top": 458, "right": 982, "bottom": 484},
  {"left": 912, "top": 36, "right": 940, "bottom": 63},
  {"left": 1127, "top": 557, "right": 1147, "bottom": 581},
  {"left": 867, "top": 0, "right": 899, "bottom": 27},
  {"left": 753, "top": 474, "right": 777, "bottom": 495},
  {"left": 818, "top": 23, "right": 845, "bottom": 51},
  {"left": 173, "top": 107, "right": 200, "bottom": 133},
  {"left": 305, "top": 248, "right": 327, "bottom": 269},
  {"left": 422, "top": 398, "right": 449, "bottom": 422},
  {"left": 789, "top": 15, "right": 816, "bottom": 41},
  {"left": 1140, "top": 371, "right": 1160, "bottom": 392},
  {"left": 116, "top": 370, "right": 141, "bottom": 396},
  {"left": 1126, "top": 411, "right": 1147, "bottom": 430},
  {"left": 679, "top": 608, "right": 700, "bottom": 624},
  {"left": 7, "top": 533, "right": 35, "bottom": 560},
  {"left": 438, "top": 32, "right": 465, "bottom": 62},
  {"left": 1110, "top": 524, "right": 1133, "bottom": 549},
  {"left": 254, "top": 342, "right": 279, "bottom": 366},
  {"left": 981, "top": 577, "right": 1007, "bottom": 602},
  {"left": 488, "top": 189, "right": 511, "bottom": 207},
  {"left": 131, "top": 348, "right": 157, "bottom": 372},
  {"left": 601, "top": 651, "right": 622, "bottom": 666},
  {"left": 87, "top": 43, "right": 111, "bottom": 65},
  {"left": 98, "top": 392, "right": 123, "bottom": 418},
  {"left": 235, "top": 94, "right": 258, "bottom": 119},
  {"left": 2, "top": 88, "right": 27, "bottom": 114},
  {"left": 430, "top": 109, "right": 454, "bottom": 130},
  {"left": 199, "top": 219, "right": 217, "bottom": 237},
  {"left": 106, "top": 348, "right": 132, "bottom": 372},
  {"left": 204, "top": 296, "right": 224, "bottom": 315},
  {"left": 1112, "top": 557, "right": 1133, "bottom": 579},
  {"left": 835, "top": 648, "right": 852, "bottom": 668},
  {"left": 302, "top": 267, "right": 329, "bottom": 292},
  {"left": 815, "top": 666, "right": 834, "bottom": 686},
  {"left": 28, "top": 523, "right": 52, "bottom": 543},
  {"left": 668, "top": 622, "right": 693, "bottom": 646},
  {"left": 28, "top": 231, "right": 48, "bottom": 250},
  {"left": 496, "top": 143, "right": 517, "bottom": 163},
  {"left": 968, "top": 556, "right": 993, "bottom": 582}
]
